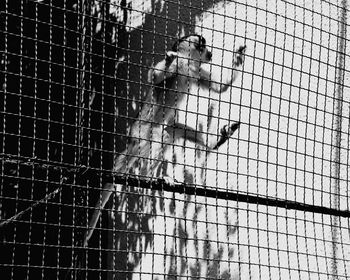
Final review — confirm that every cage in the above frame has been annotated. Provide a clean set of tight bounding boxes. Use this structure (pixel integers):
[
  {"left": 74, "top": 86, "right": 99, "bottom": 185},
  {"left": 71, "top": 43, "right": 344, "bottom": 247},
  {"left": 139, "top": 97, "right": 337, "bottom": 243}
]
[{"left": 0, "top": 0, "right": 349, "bottom": 279}]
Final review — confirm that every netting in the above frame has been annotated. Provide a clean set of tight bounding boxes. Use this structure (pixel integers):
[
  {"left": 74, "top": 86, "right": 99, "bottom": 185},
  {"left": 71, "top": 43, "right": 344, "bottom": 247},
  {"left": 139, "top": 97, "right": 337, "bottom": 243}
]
[{"left": 1, "top": 0, "right": 349, "bottom": 279}]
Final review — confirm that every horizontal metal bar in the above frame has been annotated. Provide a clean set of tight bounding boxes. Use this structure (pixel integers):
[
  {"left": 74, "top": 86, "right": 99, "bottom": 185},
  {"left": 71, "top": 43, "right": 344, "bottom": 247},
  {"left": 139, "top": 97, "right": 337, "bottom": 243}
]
[
  {"left": 112, "top": 176, "right": 350, "bottom": 218},
  {"left": 1, "top": 155, "right": 349, "bottom": 218}
]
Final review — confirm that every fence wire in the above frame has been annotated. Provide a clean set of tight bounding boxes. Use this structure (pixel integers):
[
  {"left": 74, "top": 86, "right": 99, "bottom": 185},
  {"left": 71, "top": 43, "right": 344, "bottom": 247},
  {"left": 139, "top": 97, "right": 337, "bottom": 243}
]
[{"left": 1, "top": 0, "right": 349, "bottom": 280}]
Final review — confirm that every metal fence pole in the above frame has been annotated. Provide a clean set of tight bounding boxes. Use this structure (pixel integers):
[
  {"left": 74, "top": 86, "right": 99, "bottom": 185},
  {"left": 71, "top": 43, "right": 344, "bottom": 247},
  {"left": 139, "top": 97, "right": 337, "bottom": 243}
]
[{"left": 331, "top": 0, "right": 347, "bottom": 278}]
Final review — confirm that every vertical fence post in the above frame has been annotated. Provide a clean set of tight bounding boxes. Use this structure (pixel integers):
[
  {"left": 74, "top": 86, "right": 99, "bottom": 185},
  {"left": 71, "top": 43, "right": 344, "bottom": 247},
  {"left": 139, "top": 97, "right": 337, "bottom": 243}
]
[
  {"left": 74, "top": 0, "right": 91, "bottom": 278},
  {"left": 331, "top": 1, "right": 347, "bottom": 279},
  {"left": 77, "top": 0, "right": 91, "bottom": 166}
]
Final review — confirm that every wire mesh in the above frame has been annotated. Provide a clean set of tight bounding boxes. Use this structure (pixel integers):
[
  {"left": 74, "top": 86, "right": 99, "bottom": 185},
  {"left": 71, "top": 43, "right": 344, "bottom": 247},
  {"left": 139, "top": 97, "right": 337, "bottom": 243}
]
[{"left": 0, "top": 0, "right": 349, "bottom": 280}]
